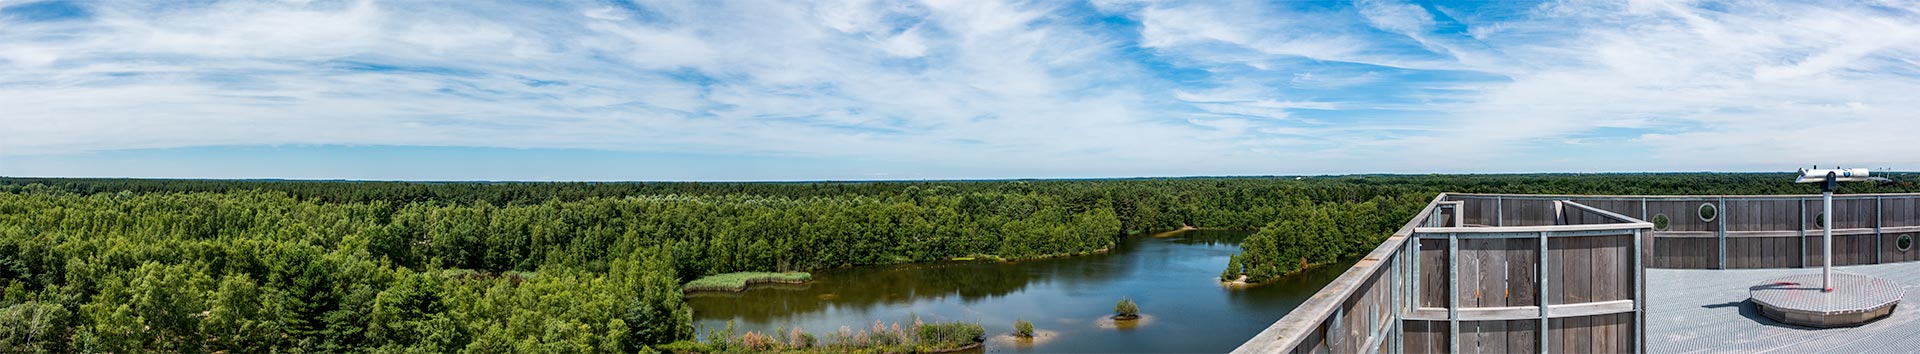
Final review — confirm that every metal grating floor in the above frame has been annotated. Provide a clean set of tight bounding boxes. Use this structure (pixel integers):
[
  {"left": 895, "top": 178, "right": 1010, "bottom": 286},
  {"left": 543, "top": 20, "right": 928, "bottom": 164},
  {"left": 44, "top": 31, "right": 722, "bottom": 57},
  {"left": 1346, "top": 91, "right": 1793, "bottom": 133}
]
[{"left": 1648, "top": 263, "right": 1920, "bottom": 353}]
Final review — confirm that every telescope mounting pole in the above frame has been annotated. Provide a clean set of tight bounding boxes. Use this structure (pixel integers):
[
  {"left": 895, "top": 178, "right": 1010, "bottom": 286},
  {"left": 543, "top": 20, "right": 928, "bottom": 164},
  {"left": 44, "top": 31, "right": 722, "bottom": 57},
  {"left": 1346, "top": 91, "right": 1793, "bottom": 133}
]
[{"left": 1823, "top": 172, "right": 1837, "bottom": 292}]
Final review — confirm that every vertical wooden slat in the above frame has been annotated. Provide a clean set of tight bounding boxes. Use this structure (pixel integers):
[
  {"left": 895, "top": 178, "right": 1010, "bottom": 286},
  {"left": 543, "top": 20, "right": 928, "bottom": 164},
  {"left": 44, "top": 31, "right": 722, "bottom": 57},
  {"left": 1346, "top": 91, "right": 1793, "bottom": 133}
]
[
  {"left": 1509, "top": 238, "right": 1536, "bottom": 307},
  {"left": 1508, "top": 319, "right": 1537, "bottom": 354}
]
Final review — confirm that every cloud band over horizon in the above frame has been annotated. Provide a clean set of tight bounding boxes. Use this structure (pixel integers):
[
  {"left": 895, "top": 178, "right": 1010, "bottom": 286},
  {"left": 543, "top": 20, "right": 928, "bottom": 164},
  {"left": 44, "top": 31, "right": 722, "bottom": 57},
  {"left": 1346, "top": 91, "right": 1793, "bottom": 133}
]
[{"left": 4, "top": 0, "right": 1918, "bottom": 180}]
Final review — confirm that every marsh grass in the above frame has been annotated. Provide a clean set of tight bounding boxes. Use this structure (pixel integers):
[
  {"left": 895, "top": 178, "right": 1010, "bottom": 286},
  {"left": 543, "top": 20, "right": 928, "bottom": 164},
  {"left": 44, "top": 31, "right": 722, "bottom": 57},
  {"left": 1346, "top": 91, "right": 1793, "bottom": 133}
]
[{"left": 683, "top": 272, "right": 812, "bottom": 292}]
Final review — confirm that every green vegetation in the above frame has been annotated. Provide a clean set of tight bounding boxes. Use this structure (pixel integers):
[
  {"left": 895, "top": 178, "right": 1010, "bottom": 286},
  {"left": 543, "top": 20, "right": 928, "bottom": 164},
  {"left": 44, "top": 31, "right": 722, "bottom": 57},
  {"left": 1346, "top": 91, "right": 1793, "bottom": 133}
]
[
  {"left": 684, "top": 272, "right": 813, "bottom": 292},
  {"left": 1, "top": 174, "right": 1916, "bottom": 351},
  {"left": 1013, "top": 319, "right": 1035, "bottom": 338},
  {"left": 1226, "top": 197, "right": 1427, "bottom": 283},
  {"left": 1114, "top": 297, "right": 1140, "bottom": 320},
  {"left": 1221, "top": 255, "right": 1244, "bottom": 282}
]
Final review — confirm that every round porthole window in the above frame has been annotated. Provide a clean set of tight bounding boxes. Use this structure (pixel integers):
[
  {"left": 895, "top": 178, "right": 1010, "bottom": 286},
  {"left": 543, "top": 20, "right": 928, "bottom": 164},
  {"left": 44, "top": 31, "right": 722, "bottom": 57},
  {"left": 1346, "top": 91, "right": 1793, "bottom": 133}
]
[
  {"left": 1900, "top": 234, "right": 1913, "bottom": 252},
  {"left": 1814, "top": 212, "right": 1826, "bottom": 229},
  {"left": 1698, "top": 203, "right": 1718, "bottom": 222},
  {"left": 1651, "top": 214, "right": 1671, "bottom": 231}
]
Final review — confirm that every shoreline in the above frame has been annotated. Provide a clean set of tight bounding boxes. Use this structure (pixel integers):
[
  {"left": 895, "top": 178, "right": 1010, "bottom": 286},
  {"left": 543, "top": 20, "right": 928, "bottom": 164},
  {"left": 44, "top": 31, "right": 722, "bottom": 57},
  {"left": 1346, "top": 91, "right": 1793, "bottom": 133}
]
[{"left": 1220, "top": 259, "right": 1345, "bottom": 287}]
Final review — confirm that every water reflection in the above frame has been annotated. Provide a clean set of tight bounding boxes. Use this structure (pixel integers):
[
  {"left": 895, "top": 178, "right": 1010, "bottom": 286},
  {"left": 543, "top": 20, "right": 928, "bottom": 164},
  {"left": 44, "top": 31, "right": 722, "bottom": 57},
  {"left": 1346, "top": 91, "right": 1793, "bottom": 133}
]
[{"left": 688, "top": 229, "right": 1356, "bottom": 353}]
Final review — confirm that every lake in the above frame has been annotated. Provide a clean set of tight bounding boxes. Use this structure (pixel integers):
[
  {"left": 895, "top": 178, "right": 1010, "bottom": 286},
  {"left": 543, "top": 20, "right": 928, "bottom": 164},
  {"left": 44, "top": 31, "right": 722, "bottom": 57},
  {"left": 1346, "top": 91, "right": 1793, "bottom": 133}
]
[{"left": 687, "top": 230, "right": 1356, "bottom": 353}]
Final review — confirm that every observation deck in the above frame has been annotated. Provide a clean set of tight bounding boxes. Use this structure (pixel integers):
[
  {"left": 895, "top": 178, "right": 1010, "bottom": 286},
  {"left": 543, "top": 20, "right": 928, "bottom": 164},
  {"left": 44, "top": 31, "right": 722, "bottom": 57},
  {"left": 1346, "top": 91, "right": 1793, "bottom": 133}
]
[{"left": 1235, "top": 193, "right": 1920, "bottom": 353}]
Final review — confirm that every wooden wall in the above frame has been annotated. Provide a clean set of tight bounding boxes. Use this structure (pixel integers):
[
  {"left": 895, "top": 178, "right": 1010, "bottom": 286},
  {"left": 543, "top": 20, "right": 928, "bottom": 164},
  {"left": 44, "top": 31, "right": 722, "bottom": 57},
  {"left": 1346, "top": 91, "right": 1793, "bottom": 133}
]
[
  {"left": 1404, "top": 234, "right": 1637, "bottom": 353},
  {"left": 1549, "top": 235, "right": 1634, "bottom": 304},
  {"left": 1549, "top": 313, "right": 1634, "bottom": 354},
  {"left": 1451, "top": 194, "right": 1920, "bottom": 270}
]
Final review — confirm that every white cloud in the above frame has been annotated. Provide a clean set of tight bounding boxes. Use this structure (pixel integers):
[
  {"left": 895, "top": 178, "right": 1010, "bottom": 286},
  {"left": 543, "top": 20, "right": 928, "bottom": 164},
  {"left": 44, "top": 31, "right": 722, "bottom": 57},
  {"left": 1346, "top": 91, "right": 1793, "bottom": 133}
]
[{"left": 3, "top": 0, "right": 1920, "bottom": 178}]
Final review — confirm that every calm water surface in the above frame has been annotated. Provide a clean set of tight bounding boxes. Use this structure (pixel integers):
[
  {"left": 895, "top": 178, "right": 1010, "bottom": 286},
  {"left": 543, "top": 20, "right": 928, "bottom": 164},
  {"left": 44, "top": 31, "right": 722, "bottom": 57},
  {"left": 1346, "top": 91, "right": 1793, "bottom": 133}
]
[{"left": 687, "top": 230, "right": 1355, "bottom": 353}]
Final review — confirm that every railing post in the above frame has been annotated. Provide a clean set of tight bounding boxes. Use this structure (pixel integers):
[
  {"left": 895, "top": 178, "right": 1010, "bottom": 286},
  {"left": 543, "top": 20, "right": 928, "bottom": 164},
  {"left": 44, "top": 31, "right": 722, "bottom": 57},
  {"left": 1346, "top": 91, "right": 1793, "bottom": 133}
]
[
  {"left": 1392, "top": 249, "right": 1403, "bottom": 354},
  {"left": 1634, "top": 228, "right": 1644, "bottom": 354},
  {"left": 1448, "top": 233, "right": 1459, "bottom": 354},
  {"left": 1410, "top": 234, "right": 1421, "bottom": 318},
  {"left": 1877, "top": 196, "right": 1884, "bottom": 264},
  {"left": 1539, "top": 231, "right": 1551, "bottom": 354},
  {"left": 1717, "top": 198, "right": 1727, "bottom": 269},
  {"left": 1497, "top": 196, "right": 1505, "bottom": 226}
]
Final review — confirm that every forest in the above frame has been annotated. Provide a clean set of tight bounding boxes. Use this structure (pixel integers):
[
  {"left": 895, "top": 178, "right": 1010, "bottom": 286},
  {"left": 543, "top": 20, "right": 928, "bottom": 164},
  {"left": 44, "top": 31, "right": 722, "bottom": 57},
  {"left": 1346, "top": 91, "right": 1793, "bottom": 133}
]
[{"left": 0, "top": 173, "right": 1914, "bottom": 352}]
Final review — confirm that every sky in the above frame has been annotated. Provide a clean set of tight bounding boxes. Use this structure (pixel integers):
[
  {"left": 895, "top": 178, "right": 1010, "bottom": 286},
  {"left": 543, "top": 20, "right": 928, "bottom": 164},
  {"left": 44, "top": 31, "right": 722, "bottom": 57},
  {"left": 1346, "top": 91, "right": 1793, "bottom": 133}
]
[{"left": 2, "top": 0, "right": 1918, "bottom": 181}]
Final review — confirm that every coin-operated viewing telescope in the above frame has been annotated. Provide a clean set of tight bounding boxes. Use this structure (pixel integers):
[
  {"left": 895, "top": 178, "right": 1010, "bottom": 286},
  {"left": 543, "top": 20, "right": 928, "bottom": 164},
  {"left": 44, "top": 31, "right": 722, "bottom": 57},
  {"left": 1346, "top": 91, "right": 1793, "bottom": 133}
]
[
  {"left": 1795, "top": 167, "right": 1874, "bottom": 184},
  {"left": 1793, "top": 166, "right": 1881, "bottom": 292}
]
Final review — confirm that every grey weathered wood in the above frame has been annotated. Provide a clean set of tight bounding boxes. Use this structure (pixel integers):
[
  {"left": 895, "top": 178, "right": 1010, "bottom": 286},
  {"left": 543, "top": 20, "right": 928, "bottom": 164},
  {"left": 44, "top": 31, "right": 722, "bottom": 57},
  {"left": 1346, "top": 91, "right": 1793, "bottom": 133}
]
[
  {"left": 1423, "top": 239, "right": 1449, "bottom": 308},
  {"left": 1510, "top": 238, "right": 1536, "bottom": 307}
]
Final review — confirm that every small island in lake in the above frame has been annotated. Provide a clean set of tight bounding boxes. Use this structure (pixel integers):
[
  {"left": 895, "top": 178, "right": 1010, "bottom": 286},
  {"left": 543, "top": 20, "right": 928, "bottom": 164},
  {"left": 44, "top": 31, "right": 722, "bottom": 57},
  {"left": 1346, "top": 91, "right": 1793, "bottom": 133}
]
[{"left": 1113, "top": 297, "right": 1141, "bottom": 321}]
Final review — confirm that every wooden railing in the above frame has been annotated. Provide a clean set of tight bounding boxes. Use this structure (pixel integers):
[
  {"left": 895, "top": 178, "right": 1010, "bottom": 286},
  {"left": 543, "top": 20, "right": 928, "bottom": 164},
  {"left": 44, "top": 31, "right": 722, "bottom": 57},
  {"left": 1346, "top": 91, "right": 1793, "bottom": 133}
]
[
  {"left": 1231, "top": 194, "right": 1439, "bottom": 353},
  {"left": 1234, "top": 195, "right": 1652, "bottom": 354}
]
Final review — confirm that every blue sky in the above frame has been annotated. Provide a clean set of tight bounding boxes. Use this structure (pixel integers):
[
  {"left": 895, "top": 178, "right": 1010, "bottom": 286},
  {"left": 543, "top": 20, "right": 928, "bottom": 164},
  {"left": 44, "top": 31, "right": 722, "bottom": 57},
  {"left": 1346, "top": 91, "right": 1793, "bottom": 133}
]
[{"left": 2, "top": 0, "right": 1917, "bottom": 181}]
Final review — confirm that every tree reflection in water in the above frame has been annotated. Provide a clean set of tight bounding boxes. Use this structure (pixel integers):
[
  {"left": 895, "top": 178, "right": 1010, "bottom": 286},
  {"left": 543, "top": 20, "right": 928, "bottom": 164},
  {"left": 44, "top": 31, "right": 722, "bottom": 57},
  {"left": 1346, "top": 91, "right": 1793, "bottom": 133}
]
[{"left": 688, "top": 230, "right": 1357, "bottom": 353}]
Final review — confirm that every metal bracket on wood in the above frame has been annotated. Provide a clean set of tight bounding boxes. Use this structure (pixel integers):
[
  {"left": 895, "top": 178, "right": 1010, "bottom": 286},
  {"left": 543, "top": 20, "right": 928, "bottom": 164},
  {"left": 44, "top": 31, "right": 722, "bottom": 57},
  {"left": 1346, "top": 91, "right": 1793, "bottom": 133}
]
[
  {"left": 1554, "top": 200, "right": 1566, "bottom": 225},
  {"left": 1329, "top": 305, "right": 1343, "bottom": 351}
]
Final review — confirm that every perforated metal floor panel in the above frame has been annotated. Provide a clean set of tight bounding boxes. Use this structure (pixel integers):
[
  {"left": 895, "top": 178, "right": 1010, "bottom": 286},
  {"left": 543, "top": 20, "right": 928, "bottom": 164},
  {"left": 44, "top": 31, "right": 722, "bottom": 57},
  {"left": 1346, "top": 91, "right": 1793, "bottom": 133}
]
[{"left": 1647, "top": 264, "right": 1919, "bottom": 353}]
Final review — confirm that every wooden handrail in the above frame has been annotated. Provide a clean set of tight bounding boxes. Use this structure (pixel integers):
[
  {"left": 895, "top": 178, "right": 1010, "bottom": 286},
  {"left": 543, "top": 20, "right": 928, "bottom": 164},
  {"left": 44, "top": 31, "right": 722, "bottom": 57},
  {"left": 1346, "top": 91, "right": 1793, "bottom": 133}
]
[{"left": 1231, "top": 193, "right": 1448, "bottom": 353}]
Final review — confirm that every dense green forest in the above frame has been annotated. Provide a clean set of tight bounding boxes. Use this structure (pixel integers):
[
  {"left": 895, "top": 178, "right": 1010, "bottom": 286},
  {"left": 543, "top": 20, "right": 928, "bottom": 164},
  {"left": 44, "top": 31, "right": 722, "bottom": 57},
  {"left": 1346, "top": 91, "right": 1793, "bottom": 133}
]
[{"left": 0, "top": 174, "right": 1914, "bottom": 352}]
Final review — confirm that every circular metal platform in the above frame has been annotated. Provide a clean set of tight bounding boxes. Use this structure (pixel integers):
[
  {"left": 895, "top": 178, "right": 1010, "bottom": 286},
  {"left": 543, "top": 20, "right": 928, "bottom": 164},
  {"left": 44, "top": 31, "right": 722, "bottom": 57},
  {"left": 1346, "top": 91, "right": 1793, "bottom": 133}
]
[{"left": 1749, "top": 273, "right": 1902, "bottom": 328}]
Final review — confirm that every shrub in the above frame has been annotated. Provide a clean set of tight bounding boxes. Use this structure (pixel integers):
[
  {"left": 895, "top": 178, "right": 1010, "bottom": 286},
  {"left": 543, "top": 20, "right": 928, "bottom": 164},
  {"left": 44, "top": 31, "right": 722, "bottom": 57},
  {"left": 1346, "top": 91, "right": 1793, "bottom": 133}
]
[
  {"left": 1014, "top": 319, "right": 1035, "bottom": 337},
  {"left": 1114, "top": 297, "right": 1140, "bottom": 318},
  {"left": 740, "top": 331, "right": 779, "bottom": 351},
  {"left": 916, "top": 322, "right": 985, "bottom": 348},
  {"left": 788, "top": 327, "right": 811, "bottom": 348},
  {"left": 653, "top": 340, "right": 708, "bottom": 353}
]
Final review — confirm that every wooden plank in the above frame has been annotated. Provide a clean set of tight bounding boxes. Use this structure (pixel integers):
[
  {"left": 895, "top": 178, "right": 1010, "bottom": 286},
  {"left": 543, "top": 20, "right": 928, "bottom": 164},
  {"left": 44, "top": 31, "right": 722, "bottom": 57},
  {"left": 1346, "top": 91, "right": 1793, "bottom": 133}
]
[
  {"left": 1570, "top": 236, "right": 1593, "bottom": 304},
  {"left": 1508, "top": 319, "right": 1538, "bottom": 354},
  {"left": 1550, "top": 300, "right": 1636, "bottom": 318},
  {"left": 1460, "top": 239, "right": 1483, "bottom": 312},
  {"left": 1549, "top": 238, "right": 1566, "bottom": 304},
  {"left": 1477, "top": 240, "right": 1500, "bottom": 309},
  {"left": 1423, "top": 239, "right": 1449, "bottom": 308},
  {"left": 1483, "top": 320, "right": 1508, "bottom": 354},
  {"left": 1403, "top": 320, "right": 1430, "bottom": 354},
  {"left": 1595, "top": 312, "right": 1613, "bottom": 354},
  {"left": 1508, "top": 238, "right": 1536, "bottom": 307},
  {"left": 1571, "top": 315, "right": 1593, "bottom": 354},
  {"left": 1597, "top": 235, "right": 1618, "bottom": 301},
  {"left": 1616, "top": 235, "right": 1632, "bottom": 300},
  {"left": 1746, "top": 237, "right": 1759, "bottom": 269}
]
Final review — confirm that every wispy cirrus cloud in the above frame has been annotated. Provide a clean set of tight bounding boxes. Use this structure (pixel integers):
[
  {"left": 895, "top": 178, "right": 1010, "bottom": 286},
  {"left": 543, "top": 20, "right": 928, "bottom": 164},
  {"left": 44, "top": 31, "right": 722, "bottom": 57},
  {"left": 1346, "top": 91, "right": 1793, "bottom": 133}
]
[{"left": 2, "top": 0, "right": 1918, "bottom": 180}]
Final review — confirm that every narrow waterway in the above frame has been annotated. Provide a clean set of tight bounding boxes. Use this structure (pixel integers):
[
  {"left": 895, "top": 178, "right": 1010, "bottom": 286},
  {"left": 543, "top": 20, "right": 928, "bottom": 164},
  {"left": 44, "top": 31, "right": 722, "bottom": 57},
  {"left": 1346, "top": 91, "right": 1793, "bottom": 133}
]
[{"left": 687, "top": 230, "right": 1356, "bottom": 353}]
